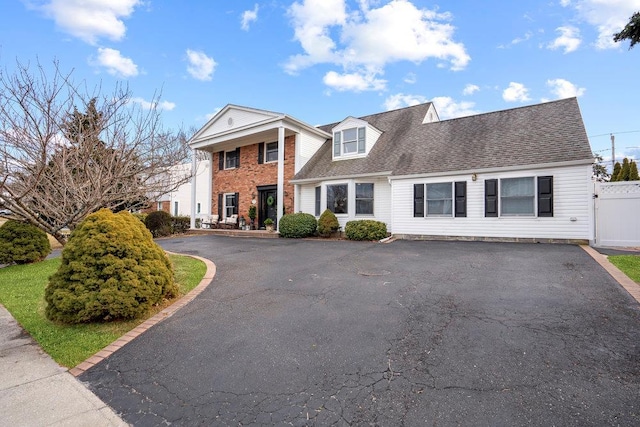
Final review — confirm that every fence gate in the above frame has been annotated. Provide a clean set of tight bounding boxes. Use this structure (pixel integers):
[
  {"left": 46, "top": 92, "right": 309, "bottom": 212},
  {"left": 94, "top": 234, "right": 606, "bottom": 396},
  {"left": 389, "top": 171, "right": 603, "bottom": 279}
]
[{"left": 594, "top": 181, "right": 640, "bottom": 247}]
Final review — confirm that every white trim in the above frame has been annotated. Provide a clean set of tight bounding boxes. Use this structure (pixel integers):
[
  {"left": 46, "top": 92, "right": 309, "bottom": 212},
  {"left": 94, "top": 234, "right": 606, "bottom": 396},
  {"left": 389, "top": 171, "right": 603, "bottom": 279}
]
[{"left": 291, "top": 171, "right": 393, "bottom": 184}]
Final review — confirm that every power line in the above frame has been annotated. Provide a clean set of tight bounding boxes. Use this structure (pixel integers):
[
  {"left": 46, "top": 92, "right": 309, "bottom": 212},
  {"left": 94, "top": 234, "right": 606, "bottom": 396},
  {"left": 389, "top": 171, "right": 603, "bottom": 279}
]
[{"left": 589, "top": 130, "right": 640, "bottom": 138}]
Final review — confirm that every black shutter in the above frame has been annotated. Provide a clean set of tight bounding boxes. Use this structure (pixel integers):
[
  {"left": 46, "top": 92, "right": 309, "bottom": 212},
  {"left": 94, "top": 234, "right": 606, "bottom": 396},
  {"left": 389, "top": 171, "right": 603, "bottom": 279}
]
[
  {"left": 234, "top": 192, "right": 239, "bottom": 215},
  {"left": 485, "top": 179, "right": 498, "bottom": 217},
  {"left": 414, "top": 184, "right": 424, "bottom": 217},
  {"left": 218, "top": 152, "right": 224, "bottom": 170},
  {"left": 454, "top": 181, "right": 467, "bottom": 217},
  {"left": 258, "top": 143, "right": 264, "bottom": 164},
  {"left": 217, "top": 193, "right": 223, "bottom": 217},
  {"left": 537, "top": 176, "right": 553, "bottom": 217},
  {"left": 315, "top": 186, "right": 321, "bottom": 216},
  {"left": 235, "top": 147, "right": 241, "bottom": 168}
]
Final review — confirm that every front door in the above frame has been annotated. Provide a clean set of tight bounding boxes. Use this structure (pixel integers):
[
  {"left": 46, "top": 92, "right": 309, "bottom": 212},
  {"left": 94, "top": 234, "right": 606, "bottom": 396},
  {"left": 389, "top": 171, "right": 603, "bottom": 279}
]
[{"left": 258, "top": 186, "right": 277, "bottom": 229}]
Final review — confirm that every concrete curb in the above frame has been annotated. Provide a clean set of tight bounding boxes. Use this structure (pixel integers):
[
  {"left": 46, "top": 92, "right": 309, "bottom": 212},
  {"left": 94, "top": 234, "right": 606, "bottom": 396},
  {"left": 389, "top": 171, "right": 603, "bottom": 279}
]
[
  {"left": 581, "top": 245, "right": 640, "bottom": 303},
  {"left": 69, "top": 253, "right": 216, "bottom": 377}
]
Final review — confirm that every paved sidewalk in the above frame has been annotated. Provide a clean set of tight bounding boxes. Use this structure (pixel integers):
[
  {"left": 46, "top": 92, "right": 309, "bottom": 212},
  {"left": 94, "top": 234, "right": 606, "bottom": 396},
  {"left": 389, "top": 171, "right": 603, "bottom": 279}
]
[{"left": 0, "top": 304, "right": 127, "bottom": 427}]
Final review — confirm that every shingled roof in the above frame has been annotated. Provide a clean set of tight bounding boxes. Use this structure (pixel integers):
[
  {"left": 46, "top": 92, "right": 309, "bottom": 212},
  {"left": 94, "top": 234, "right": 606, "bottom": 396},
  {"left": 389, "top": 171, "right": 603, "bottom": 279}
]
[{"left": 293, "top": 97, "right": 593, "bottom": 182}]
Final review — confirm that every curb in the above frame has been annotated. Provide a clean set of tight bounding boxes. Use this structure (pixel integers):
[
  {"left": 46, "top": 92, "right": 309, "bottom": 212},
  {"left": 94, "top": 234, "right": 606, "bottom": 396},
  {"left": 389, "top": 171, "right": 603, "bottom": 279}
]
[
  {"left": 69, "top": 253, "right": 216, "bottom": 377},
  {"left": 581, "top": 245, "right": 640, "bottom": 303}
]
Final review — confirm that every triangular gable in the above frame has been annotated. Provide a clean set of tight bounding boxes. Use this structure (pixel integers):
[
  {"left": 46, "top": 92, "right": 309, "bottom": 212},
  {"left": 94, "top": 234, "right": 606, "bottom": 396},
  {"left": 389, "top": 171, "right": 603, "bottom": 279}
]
[{"left": 191, "top": 104, "right": 284, "bottom": 143}]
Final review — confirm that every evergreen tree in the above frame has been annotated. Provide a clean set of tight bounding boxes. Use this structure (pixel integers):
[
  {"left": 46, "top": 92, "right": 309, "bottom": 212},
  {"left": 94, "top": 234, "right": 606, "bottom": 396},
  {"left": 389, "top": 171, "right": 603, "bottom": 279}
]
[
  {"left": 611, "top": 162, "right": 622, "bottom": 182},
  {"left": 621, "top": 158, "right": 631, "bottom": 181},
  {"left": 630, "top": 160, "right": 639, "bottom": 181}
]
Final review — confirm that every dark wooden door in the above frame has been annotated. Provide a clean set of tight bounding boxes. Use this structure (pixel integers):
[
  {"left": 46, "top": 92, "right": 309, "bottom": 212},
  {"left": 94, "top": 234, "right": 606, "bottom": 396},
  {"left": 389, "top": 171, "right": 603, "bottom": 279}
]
[{"left": 258, "top": 187, "right": 277, "bottom": 228}]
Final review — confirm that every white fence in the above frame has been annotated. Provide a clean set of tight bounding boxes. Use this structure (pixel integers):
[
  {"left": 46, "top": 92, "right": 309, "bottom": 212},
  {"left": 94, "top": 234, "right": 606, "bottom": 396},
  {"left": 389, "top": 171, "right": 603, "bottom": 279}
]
[{"left": 594, "top": 181, "right": 640, "bottom": 247}]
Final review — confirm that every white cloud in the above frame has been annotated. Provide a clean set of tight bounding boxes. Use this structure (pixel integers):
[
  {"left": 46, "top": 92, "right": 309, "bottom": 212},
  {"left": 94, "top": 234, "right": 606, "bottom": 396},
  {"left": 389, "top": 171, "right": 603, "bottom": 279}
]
[
  {"left": 548, "top": 26, "right": 581, "bottom": 53},
  {"left": 241, "top": 4, "right": 259, "bottom": 31},
  {"left": 561, "top": 0, "right": 640, "bottom": 49},
  {"left": 503, "top": 82, "right": 531, "bottom": 102},
  {"left": 93, "top": 48, "right": 138, "bottom": 78},
  {"left": 33, "top": 0, "right": 141, "bottom": 45},
  {"left": 404, "top": 72, "right": 417, "bottom": 84},
  {"left": 286, "top": 0, "right": 469, "bottom": 91},
  {"left": 383, "top": 93, "right": 428, "bottom": 110},
  {"left": 546, "top": 78, "right": 586, "bottom": 99},
  {"left": 323, "top": 70, "right": 386, "bottom": 92},
  {"left": 130, "top": 97, "right": 176, "bottom": 111},
  {"left": 462, "top": 84, "right": 479, "bottom": 96},
  {"left": 430, "top": 96, "right": 478, "bottom": 119},
  {"left": 186, "top": 49, "right": 216, "bottom": 81}
]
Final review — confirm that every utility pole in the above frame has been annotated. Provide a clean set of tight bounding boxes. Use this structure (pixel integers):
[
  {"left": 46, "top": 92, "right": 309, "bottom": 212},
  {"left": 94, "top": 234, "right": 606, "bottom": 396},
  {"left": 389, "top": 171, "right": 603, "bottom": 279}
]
[{"left": 611, "top": 133, "right": 615, "bottom": 171}]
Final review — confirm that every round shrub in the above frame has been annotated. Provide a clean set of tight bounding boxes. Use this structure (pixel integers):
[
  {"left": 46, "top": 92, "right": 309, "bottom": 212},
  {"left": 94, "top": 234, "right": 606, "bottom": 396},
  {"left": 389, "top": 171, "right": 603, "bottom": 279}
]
[
  {"left": 145, "top": 210, "right": 172, "bottom": 237},
  {"left": 0, "top": 220, "right": 51, "bottom": 265},
  {"left": 345, "top": 220, "right": 388, "bottom": 241},
  {"left": 317, "top": 209, "right": 340, "bottom": 237},
  {"left": 45, "top": 209, "right": 177, "bottom": 323},
  {"left": 278, "top": 213, "right": 317, "bottom": 238}
]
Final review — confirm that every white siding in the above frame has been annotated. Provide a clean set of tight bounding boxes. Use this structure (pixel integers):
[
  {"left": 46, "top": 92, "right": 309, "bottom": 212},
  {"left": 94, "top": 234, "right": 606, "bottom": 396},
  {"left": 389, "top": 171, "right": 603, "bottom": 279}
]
[
  {"left": 296, "top": 131, "right": 327, "bottom": 173},
  {"left": 391, "top": 165, "right": 593, "bottom": 240},
  {"left": 297, "top": 177, "right": 392, "bottom": 230},
  {"left": 166, "top": 161, "right": 212, "bottom": 219}
]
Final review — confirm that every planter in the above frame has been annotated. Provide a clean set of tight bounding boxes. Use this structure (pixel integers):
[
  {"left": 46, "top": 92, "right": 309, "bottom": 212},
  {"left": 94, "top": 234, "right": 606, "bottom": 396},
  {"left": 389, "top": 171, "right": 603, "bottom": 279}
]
[{"left": 265, "top": 224, "right": 274, "bottom": 232}]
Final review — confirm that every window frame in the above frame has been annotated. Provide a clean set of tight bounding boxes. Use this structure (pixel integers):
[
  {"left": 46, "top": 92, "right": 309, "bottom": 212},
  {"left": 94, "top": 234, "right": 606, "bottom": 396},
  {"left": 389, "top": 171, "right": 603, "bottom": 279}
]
[
  {"left": 333, "top": 126, "right": 366, "bottom": 158},
  {"left": 500, "top": 177, "right": 535, "bottom": 217},
  {"left": 314, "top": 186, "right": 321, "bottom": 216},
  {"left": 484, "top": 176, "right": 554, "bottom": 218},
  {"left": 224, "top": 150, "right": 238, "bottom": 170},
  {"left": 425, "top": 182, "right": 453, "bottom": 217},
  {"left": 326, "top": 183, "right": 349, "bottom": 215},
  {"left": 355, "top": 183, "right": 374, "bottom": 216},
  {"left": 265, "top": 141, "right": 278, "bottom": 163},
  {"left": 224, "top": 193, "right": 237, "bottom": 219}
]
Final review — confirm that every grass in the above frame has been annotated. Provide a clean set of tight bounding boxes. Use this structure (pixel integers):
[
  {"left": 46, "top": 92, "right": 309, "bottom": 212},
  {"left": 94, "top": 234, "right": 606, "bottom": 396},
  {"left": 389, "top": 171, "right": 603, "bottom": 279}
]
[
  {"left": 0, "top": 254, "right": 206, "bottom": 368},
  {"left": 609, "top": 255, "right": 640, "bottom": 283}
]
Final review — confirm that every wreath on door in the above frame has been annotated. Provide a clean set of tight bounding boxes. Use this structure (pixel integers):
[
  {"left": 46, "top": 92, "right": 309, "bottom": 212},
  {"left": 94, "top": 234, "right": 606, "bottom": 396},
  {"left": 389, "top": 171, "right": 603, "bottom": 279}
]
[{"left": 266, "top": 195, "right": 275, "bottom": 206}]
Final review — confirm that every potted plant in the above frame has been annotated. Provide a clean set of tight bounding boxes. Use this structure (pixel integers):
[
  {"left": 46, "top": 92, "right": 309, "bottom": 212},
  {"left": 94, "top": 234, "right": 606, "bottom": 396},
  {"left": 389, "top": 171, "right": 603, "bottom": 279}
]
[
  {"left": 248, "top": 205, "right": 257, "bottom": 230},
  {"left": 264, "top": 218, "right": 274, "bottom": 232}
]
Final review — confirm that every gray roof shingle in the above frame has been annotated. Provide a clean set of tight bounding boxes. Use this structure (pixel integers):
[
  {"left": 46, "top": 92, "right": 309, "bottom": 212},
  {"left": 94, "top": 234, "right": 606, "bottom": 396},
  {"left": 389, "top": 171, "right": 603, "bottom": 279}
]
[{"left": 293, "top": 97, "right": 593, "bottom": 181}]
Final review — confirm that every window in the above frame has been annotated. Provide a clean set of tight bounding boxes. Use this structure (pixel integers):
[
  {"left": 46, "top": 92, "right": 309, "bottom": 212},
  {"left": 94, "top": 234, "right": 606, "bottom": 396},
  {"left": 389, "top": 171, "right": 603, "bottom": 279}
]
[
  {"left": 197, "top": 202, "right": 201, "bottom": 214},
  {"left": 501, "top": 177, "right": 534, "bottom": 216},
  {"left": 426, "top": 183, "right": 452, "bottom": 216},
  {"left": 333, "top": 127, "right": 365, "bottom": 157},
  {"left": 327, "top": 184, "right": 348, "bottom": 214},
  {"left": 355, "top": 183, "right": 374, "bottom": 215},
  {"left": 315, "top": 186, "right": 321, "bottom": 216},
  {"left": 224, "top": 193, "right": 238, "bottom": 218},
  {"left": 265, "top": 142, "right": 278, "bottom": 163},
  {"left": 173, "top": 201, "right": 179, "bottom": 216},
  {"left": 414, "top": 182, "right": 466, "bottom": 218},
  {"left": 219, "top": 148, "right": 240, "bottom": 170},
  {"left": 157, "top": 202, "right": 162, "bottom": 211},
  {"left": 484, "top": 176, "right": 553, "bottom": 217}
]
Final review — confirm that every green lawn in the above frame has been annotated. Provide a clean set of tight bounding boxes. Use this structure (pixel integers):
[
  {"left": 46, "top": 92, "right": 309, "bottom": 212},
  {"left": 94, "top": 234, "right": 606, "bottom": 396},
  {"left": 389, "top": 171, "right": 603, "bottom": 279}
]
[
  {"left": 0, "top": 254, "right": 206, "bottom": 368},
  {"left": 609, "top": 254, "right": 640, "bottom": 283}
]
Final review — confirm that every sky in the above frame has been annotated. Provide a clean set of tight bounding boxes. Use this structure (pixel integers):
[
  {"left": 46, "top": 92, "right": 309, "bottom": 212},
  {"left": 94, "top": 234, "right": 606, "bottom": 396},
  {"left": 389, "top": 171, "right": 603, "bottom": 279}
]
[{"left": 1, "top": 0, "right": 639, "bottom": 168}]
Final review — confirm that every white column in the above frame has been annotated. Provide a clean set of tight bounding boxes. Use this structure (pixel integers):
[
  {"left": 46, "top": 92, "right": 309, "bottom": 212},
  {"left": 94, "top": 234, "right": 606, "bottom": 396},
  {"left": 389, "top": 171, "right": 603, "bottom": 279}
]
[
  {"left": 277, "top": 126, "right": 285, "bottom": 230},
  {"left": 294, "top": 184, "right": 300, "bottom": 213},
  {"left": 190, "top": 149, "right": 197, "bottom": 229}
]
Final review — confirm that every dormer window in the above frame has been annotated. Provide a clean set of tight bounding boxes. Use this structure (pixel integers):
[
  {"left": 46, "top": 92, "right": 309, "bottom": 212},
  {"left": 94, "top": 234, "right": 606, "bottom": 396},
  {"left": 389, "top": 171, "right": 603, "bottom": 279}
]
[{"left": 334, "top": 127, "right": 365, "bottom": 157}]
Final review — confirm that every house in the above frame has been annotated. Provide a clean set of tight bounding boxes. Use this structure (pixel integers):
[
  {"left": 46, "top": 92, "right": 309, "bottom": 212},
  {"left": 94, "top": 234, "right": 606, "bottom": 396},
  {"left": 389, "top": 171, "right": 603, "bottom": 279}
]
[{"left": 188, "top": 98, "right": 594, "bottom": 242}]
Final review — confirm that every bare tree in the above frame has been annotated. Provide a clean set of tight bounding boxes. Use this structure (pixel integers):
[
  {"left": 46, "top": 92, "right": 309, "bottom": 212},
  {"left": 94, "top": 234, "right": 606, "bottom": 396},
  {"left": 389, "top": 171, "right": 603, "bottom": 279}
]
[{"left": 0, "top": 59, "right": 191, "bottom": 245}]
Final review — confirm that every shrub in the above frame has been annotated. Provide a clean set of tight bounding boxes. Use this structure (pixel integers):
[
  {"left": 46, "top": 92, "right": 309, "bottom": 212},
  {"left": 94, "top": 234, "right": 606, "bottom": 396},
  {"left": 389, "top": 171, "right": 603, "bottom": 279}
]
[
  {"left": 0, "top": 220, "right": 51, "bottom": 265},
  {"left": 317, "top": 209, "right": 340, "bottom": 237},
  {"left": 45, "top": 209, "right": 177, "bottom": 323},
  {"left": 345, "top": 220, "right": 388, "bottom": 241},
  {"left": 132, "top": 212, "right": 147, "bottom": 223},
  {"left": 278, "top": 213, "right": 317, "bottom": 238},
  {"left": 145, "top": 210, "right": 172, "bottom": 237},
  {"left": 172, "top": 216, "right": 191, "bottom": 234}
]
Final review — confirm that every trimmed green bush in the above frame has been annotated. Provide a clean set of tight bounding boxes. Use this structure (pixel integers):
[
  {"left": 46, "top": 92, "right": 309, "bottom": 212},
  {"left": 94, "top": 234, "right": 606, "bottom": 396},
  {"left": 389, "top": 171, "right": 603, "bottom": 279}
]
[
  {"left": 45, "top": 209, "right": 177, "bottom": 323},
  {"left": 172, "top": 216, "right": 191, "bottom": 234},
  {"left": 345, "top": 220, "right": 388, "bottom": 241},
  {"left": 0, "top": 220, "right": 51, "bottom": 265},
  {"left": 278, "top": 213, "right": 317, "bottom": 238},
  {"left": 317, "top": 209, "right": 340, "bottom": 237},
  {"left": 145, "top": 210, "right": 172, "bottom": 237},
  {"left": 132, "top": 212, "right": 147, "bottom": 223}
]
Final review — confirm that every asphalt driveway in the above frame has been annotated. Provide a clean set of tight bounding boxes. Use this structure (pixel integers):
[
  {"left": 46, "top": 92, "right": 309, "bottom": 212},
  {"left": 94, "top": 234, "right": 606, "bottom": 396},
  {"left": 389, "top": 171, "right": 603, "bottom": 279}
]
[{"left": 80, "top": 236, "right": 640, "bottom": 426}]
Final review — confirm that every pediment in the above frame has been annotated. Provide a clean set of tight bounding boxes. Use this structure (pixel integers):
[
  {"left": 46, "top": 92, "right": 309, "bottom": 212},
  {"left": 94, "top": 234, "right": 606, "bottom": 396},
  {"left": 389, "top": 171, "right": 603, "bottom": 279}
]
[{"left": 193, "top": 105, "right": 283, "bottom": 141}]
